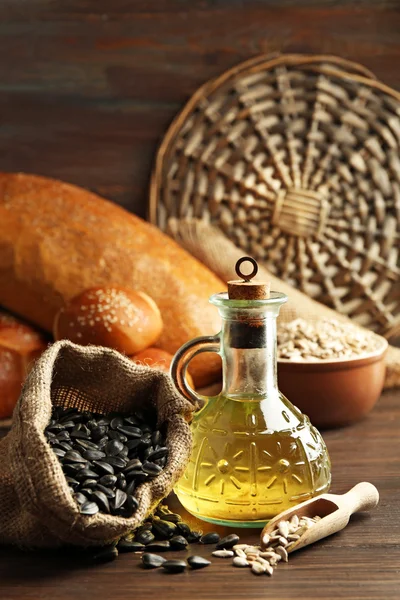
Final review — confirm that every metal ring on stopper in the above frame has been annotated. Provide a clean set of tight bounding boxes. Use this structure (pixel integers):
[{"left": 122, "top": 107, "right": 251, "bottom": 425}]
[{"left": 235, "top": 257, "right": 258, "bottom": 282}]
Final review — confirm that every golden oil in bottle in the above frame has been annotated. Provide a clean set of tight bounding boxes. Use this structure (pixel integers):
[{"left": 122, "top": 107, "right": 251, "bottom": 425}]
[{"left": 175, "top": 391, "right": 331, "bottom": 526}]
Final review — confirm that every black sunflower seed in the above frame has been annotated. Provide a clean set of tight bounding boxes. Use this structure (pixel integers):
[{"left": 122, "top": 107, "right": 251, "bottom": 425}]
[
  {"left": 57, "top": 441, "right": 73, "bottom": 452},
  {"left": 80, "top": 501, "right": 99, "bottom": 515},
  {"left": 91, "top": 425, "right": 107, "bottom": 441},
  {"left": 124, "top": 458, "right": 142, "bottom": 471},
  {"left": 125, "top": 494, "right": 139, "bottom": 515},
  {"left": 98, "top": 474, "right": 117, "bottom": 487},
  {"left": 105, "top": 440, "right": 124, "bottom": 457},
  {"left": 215, "top": 533, "right": 240, "bottom": 549},
  {"left": 52, "top": 447, "right": 66, "bottom": 458},
  {"left": 108, "top": 430, "right": 127, "bottom": 443},
  {"left": 65, "top": 476, "right": 79, "bottom": 488},
  {"left": 126, "top": 480, "right": 136, "bottom": 495},
  {"left": 104, "top": 456, "right": 127, "bottom": 469},
  {"left": 142, "top": 553, "right": 166, "bottom": 569},
  {"left": 75, "top": 439, "right": 98, "bottom": 451},
  {"left": 162, "top": 559, "right": 186, "bottom": 573},
  {"left": 161, "top": 513, "right": 181, "bottom": 524},
  {"left": 96, "top": 484, "right": 115, "bottom": 499},
  {"left": 124, "top": 415, "right": 140, "bottom": 426},
  {"left": 142, "top": 462, "right": 162, "bottom": 476},
  {"left": 116, "top": 473, "right": 127, "bottom": 491},
  {"left": 187, "top": 556, "right": 211, "bottom": 570},
  {"left": 147, "top": 447, "right": 168, "bottom": 461},
  {"left": 74, "top": 493, "right": 88, "bottom": 505},
  {"left": 55, "top": 431, "right": 70, "bottom": 441},
  {"left": 135, "top": 530, "right": 155, "bottom": 545},
  {"left": 118, "top": 446, "right": 129, "bottom": 458},
  {"left": 169, "top": 535, "right": 188, "bottom": 550},
  {"left": 117, "top": 540, "right": 144, "bottom": 553},
  {"left": 71, "top": 426, "right": 90, "bottom": 439},
  {"left": 110, "top": 416, "right": 124, "bottom": 430},
  {"left": 176, "top": 522, "right": 191, "bottom": 537},
  {"left": 200, "top": 532, "right": 220, "bottom": 544},
  {"left": 64, "top": 450, "right": 86, "bottom": 463},
  {"left": 91, "top": 490, "right": 110, "bottom": 513},
  {"left": 82, "top": 449, "right": 106, "bottom": 461},
  {"left": 114, "top": 489, "right": 127, "bottom": 510},
  {"left": 117, "top": 425, "right": 142, "bottom": 438},
  {"left": 151, "top": 430, "right": 162, "bottom": 446},
  {"left": 92, "top": 460, "right": 115, "bottom": 475},
  {"left": 152, "top": 519, "right": 177, "bottom": 539},
  {"left": 145, "top": 540, "right": 171, "bottom": 552},
  {"left": 126, "top": 439, "right": 142, "bottom": 451},
  {"left": 47, "top": 423, "right": 64, "bottom": 433},
  {"left": 139, "top": 435, "right": 152, "bottom": 448},
  {"left": 81, "top": 478, "right": 98, "bottom": 489},
  {"left": 76, "top": 468, "right": 99, "bottom": 480},
  {"left": 136, "top": 521, "right": 152, "bottom": 532},
  {"left": 91, "top": 545, "right": 118, "bottom": 563},
  {"left": 187, "top": 531, "right": 202, "bottom": 543},
  {"left": 64, "top": 463, "right": 86, "bottom": 476}
]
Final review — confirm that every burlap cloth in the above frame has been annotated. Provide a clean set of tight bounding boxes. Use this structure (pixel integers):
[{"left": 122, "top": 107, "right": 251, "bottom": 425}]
[{"left": 0, "top": 340, "right": 193, "bottom": 548}]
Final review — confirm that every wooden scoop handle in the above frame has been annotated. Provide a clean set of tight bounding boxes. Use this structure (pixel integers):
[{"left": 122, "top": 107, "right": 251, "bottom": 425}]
[{"left": 341, "top": 482, "right": 379, "bottom": 515}]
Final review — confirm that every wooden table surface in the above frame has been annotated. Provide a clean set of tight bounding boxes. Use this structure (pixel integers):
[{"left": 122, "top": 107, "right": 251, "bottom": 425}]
[
  {"left": 1, "top": 1, "right": 399, "bottom": 216},
  {"left": 0, "top": 389, "right": 399, "bottom": 600}
]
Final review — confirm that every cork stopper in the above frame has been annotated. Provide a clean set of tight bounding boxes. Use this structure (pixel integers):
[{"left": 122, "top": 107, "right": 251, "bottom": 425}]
[{"left": 228, "top": 257, "right": 271, "bottom": 300}]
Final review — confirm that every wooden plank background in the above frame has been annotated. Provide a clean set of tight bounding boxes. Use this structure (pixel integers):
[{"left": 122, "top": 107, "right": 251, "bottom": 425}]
[{"left": 0, "top": 0, "right": 399, "bottom": 218}]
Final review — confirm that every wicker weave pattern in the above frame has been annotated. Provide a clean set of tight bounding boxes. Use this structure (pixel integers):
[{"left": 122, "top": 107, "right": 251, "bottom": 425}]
[{"left": 151, "top": 55, "right": 400, "bottom": 336}]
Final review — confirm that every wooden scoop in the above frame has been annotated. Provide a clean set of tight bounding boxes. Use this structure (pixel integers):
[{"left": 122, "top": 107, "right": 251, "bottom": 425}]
[{"left": 260, "top": 482, "right": 379, "bottom": 553}]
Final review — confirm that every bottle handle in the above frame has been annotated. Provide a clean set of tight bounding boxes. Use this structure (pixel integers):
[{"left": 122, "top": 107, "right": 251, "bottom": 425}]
[{"left": 170, "top": 334, "right": 221, "bottom": 408}]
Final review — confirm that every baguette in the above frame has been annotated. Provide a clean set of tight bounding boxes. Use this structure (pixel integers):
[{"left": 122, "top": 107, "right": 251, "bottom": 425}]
[{"left": 0, "top": 173, "right": 223, "bottom": 387}]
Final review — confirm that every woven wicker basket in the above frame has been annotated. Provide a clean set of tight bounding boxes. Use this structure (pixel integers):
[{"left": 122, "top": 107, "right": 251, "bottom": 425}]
[{"left": 150, "top": 54, "right": 400, "bottom": 337}]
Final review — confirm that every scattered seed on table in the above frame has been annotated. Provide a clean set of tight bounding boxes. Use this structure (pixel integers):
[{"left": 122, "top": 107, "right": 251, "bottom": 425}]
[
  {"left": 91, "top": 545, "right": 119, "bottom": 564},
  {"left": 251, "top": 562, "right": 266, "bottom": 575},
  {"left": 142, "top": 553, "right": 166, "bottom": 569},
  {"left": 212, "top": 550, "right": 234, "bottom": 558},
  {"left": 187, "top": 556, "right": 211, "bottom": 570},
  {"left": 162, "top": 559, "right": 187, "bottom": 573},
  {"left": 200, "top": 532, "right": 220, "bottom": 544},
  {"left": 233, "top": 557, "right": 249, "bottom": 567},
  {"left": 215, "top": 534, "right": 240, "bottom": 550}
]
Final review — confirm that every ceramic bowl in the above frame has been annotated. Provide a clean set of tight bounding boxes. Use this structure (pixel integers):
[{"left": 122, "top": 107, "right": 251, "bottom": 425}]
[{"left": 278, "top": 335, "right": 388, "bottom": 429}]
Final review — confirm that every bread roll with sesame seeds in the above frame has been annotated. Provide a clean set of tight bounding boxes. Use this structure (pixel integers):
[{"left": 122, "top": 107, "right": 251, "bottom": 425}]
[{"left": 53, "top": 287, "right": 163, "bottom": 355}]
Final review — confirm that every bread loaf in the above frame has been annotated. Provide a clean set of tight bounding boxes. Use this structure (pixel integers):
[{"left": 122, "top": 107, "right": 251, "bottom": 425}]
[
  {"left": 0, "top": 310, "right": 48, "bottom": 418},
  {"left": 0, "top": 173, "right": 223, "bottom": 387}
]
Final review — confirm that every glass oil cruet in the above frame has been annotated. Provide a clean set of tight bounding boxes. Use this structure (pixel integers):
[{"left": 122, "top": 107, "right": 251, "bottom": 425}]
[{"left": 171, "top": 257, "right": 331, "bottom": 527}]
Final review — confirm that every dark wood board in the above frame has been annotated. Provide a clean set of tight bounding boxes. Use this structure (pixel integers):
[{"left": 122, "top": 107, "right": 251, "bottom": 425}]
[
  {"left": 0, "top": 388, "right": 399, "bottom": 600},
  {"left": 0, "top": 1, "right": 399, "bottom": 216}
]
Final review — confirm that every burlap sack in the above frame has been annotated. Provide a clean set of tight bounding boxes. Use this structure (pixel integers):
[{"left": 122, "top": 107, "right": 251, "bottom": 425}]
[
  {"left": 169, "top": 218, "right": 400, "bottom": 389},
  {"left": 0, "top": 340, "right": 193, "bottom": 548}
]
